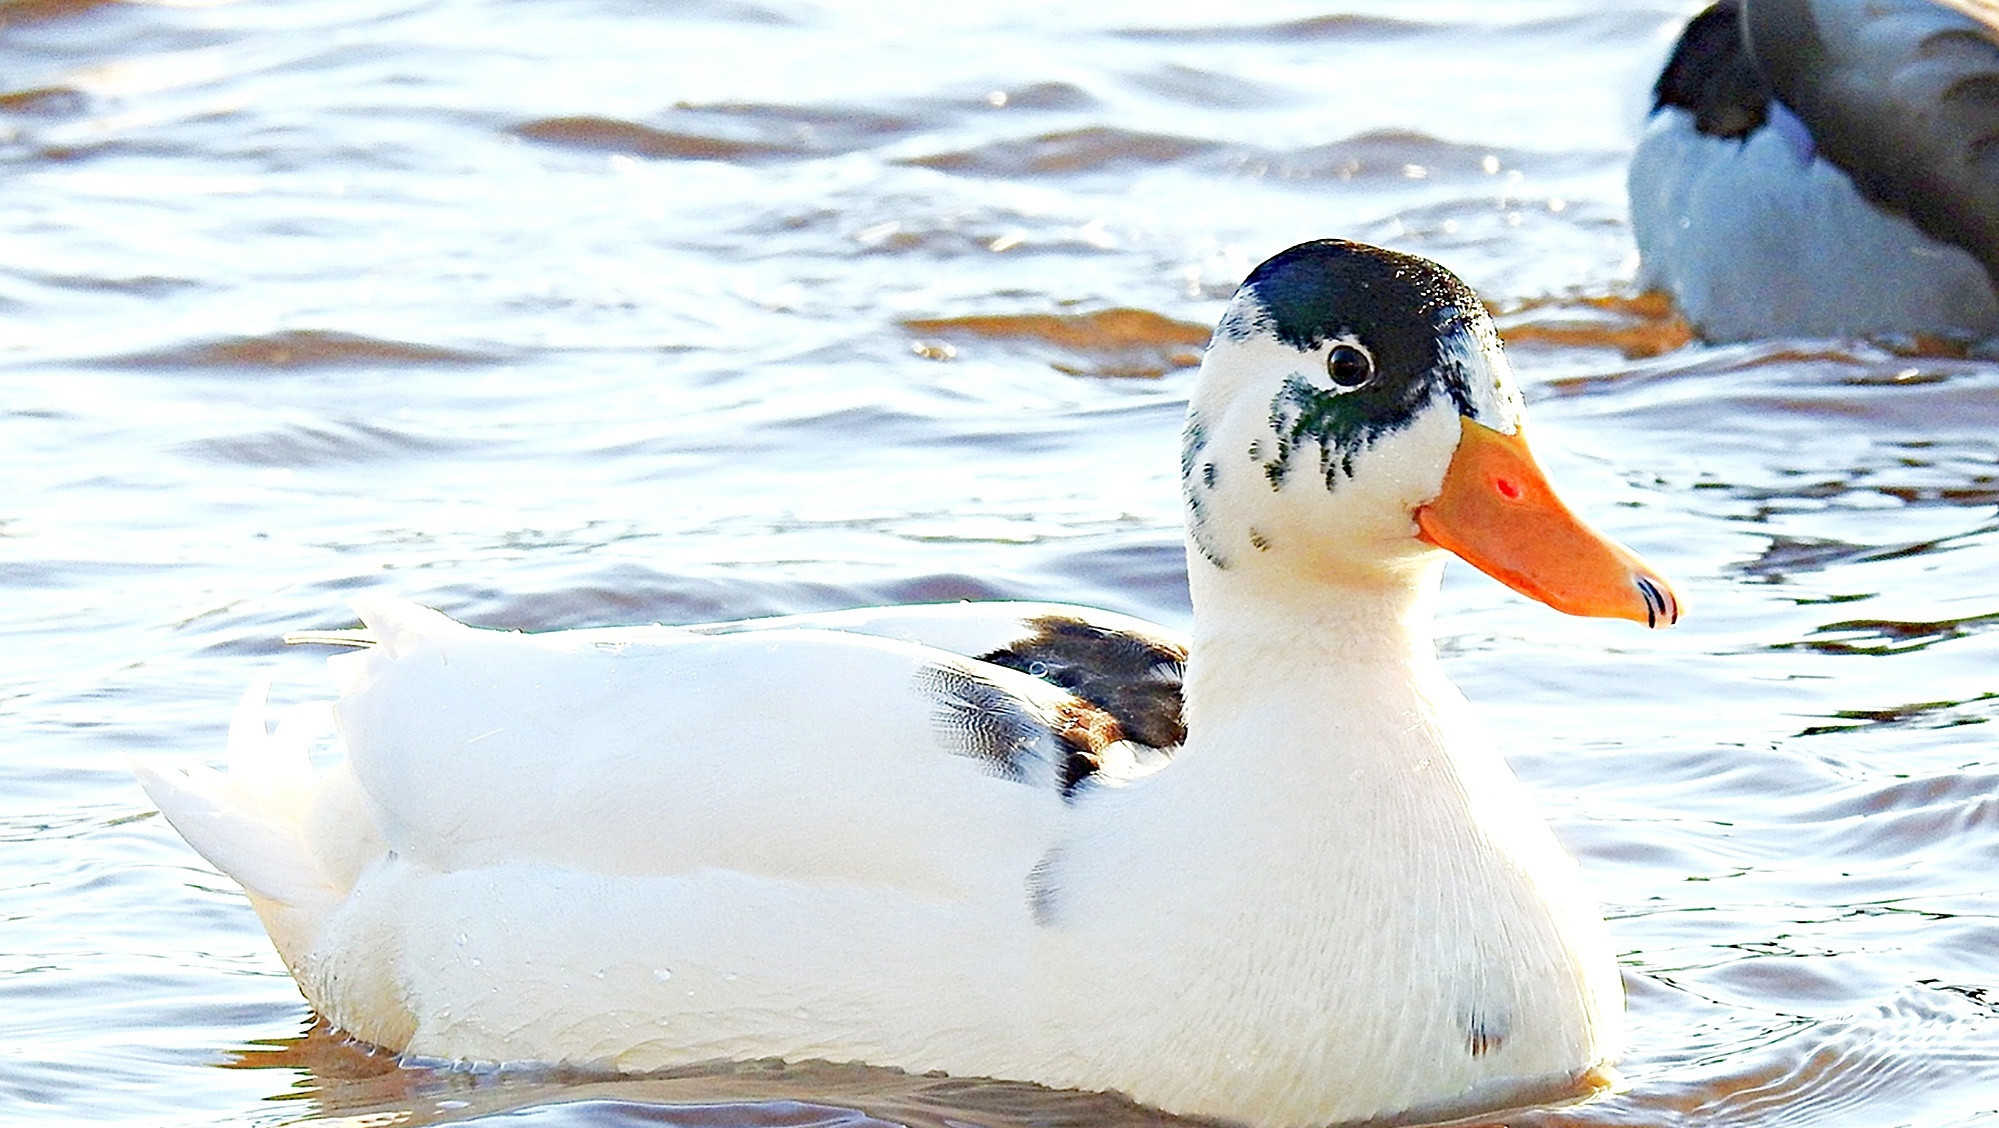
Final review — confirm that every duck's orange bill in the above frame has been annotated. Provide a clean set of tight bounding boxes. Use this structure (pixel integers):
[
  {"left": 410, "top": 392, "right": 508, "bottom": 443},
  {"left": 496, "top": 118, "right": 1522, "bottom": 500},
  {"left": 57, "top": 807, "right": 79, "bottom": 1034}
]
[{"left": 1414, "top": 417, "right": 1681, "bottom": 629}]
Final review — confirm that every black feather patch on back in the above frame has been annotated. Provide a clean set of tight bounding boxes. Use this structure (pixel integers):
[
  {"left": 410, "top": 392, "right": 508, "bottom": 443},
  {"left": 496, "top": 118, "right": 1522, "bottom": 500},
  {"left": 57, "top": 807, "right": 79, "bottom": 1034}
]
[{"left": 978, "top": 615, "right": 1187, "bottom": 752}]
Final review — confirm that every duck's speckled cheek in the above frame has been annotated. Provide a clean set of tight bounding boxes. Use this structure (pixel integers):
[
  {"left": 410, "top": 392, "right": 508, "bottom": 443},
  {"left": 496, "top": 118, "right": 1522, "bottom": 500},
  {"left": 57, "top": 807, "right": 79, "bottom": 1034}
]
[{"left": 1413, "top": 418, "right": 1681, "bottom": 629}]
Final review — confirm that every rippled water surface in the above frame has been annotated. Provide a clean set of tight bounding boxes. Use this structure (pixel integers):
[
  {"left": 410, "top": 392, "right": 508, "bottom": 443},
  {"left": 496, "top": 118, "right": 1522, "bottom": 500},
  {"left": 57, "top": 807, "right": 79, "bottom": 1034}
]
[{"left": 6, "top": 1, "right": 1999, "bottom": 1125}]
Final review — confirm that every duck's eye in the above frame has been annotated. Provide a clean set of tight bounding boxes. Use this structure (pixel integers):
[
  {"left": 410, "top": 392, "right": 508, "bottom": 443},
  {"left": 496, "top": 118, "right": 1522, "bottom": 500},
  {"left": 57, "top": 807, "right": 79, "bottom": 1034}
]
[{"left": 1326, "top": 344, "right": 1373, "bottom": 389}]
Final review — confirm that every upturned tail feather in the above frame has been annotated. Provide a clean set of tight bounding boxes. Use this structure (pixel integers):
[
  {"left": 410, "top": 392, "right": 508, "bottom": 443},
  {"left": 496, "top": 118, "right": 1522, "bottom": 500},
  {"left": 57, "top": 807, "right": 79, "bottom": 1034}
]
[
  {"left": 132, "top": 678, "right": 334, "bottom": 905},
  {"left": 133, "top": 599, "right": 455, "bottom": 919}
]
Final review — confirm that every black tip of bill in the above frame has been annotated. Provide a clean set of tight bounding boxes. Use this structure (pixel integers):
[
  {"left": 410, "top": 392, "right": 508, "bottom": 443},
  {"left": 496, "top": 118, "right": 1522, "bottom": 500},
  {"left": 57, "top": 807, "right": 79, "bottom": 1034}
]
[{"left": 1635, "top": 575, "right": 1679, "bottom": 630}]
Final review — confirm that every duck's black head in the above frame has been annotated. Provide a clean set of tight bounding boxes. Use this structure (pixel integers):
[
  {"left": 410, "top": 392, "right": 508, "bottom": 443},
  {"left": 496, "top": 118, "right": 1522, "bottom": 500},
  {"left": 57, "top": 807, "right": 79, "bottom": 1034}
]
[
  {"left": 1183, "top": 239, "right": 1523, "bottom": 575},
  {"left": 1207, "top": 239, "right": 1519, "bottom": 495},
  {"left": 1654, "top": 1, "right": 1772, "bottom": 139}
]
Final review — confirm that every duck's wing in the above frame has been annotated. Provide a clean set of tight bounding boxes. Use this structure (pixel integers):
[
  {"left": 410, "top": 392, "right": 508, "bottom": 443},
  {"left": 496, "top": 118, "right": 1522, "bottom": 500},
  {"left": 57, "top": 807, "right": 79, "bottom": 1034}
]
[
  {"left": 675, "top": 602, "right": 1189, "bottom": 753},
  {"left": 308, "top": 600, "right": 1191, "bottom": 755},
  {"left": 327, "top": 598, "right": 1163, "bottom": 901},
  {"left": 1744, "top": 0, "right": 1999, "bottom": 283}
]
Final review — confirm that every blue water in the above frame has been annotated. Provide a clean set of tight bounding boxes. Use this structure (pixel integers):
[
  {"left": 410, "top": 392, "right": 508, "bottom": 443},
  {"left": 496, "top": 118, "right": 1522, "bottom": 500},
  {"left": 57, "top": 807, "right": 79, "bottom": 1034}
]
[{"left": 4, "top": 1, "right": 1998, "bottom": 1125}]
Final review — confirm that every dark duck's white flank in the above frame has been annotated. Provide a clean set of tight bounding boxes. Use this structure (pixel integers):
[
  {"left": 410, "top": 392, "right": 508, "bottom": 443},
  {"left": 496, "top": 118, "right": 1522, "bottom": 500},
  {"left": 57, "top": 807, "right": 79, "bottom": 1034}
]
[
  {"left": 1631, "top": 0, "right": 1999, "bottom": 342},
  {"left": 135, "top": 241, "right": 1680, "bottom": 1128}
]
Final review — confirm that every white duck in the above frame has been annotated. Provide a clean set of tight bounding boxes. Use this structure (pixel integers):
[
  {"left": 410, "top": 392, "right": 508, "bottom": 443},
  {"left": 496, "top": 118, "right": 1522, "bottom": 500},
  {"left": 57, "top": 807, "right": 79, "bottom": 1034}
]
[
  {"left": 136, "top": 240, "right": 1681, "bottom": 1128},
  {"left": 1629, "top": 0, "right": 1999, "bottom": 342}
]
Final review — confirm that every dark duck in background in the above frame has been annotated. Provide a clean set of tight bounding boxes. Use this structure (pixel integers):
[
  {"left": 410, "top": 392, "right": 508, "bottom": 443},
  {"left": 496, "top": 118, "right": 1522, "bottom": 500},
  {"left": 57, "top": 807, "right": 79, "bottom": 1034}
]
[{"left": 1631, "top": 0, "right": 1999, "bottom": 342}]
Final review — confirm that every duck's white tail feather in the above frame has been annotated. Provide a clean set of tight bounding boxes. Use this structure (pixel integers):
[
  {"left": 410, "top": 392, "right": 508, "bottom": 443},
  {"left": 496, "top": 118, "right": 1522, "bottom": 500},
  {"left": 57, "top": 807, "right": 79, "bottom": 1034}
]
[
  {"left": 133, "top": 679, "right": 377, "bottom": 972},
  {"left": 133, "top": 758, "right": 332, "bottom": 910},
  {"left": 223, "top": 675, "right": 316, "bottom": 802}
]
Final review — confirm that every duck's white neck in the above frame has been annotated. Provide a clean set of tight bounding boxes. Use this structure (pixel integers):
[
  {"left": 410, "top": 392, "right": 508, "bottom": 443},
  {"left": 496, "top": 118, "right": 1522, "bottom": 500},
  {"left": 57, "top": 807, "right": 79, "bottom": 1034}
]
[
  {"left": 1150, "top": 547, "right": 1489, "bottom": 903},
  {"left": 1181, "top": 549, "right": 1449, "bottom": 753}
]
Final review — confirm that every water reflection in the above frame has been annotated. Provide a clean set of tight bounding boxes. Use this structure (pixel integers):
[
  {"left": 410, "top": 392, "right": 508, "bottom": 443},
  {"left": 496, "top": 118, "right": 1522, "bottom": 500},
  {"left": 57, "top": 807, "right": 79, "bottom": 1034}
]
[
  {"left": 217, "top": 993, "right": 1999, "bottom": 1128},
  {"left": 1782, "top": 614, "right": 1999, "bottom": 658},
  {"left": 1797, "top": 694, "right": 1999, "bottom": 737},
  {"left": 899, "top": 309, "right": 1207, "bottom": 378},
  {"left": 226, "top": 1026, "right": 1206, "bottom": 1128}
]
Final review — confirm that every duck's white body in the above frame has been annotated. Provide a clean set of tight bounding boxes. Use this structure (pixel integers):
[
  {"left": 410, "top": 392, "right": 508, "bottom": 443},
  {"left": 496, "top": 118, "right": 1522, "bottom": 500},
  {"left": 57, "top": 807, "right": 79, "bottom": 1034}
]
[
  {"left": 168, "top": 583, "right": 1613, "bottom": 1123},
  {"left": 1630, "top": 0, "right": 1999, "bottom": 342},
  {"left": 138, "top": 241, "right": 1676, "bottom": 1127}
]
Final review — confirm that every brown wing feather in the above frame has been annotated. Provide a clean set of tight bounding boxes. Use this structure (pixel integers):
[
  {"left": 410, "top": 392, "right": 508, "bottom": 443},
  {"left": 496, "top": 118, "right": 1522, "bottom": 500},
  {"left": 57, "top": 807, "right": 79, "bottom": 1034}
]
[{"left": 977, "top": 614, "right": 1187, "bottom": 754}]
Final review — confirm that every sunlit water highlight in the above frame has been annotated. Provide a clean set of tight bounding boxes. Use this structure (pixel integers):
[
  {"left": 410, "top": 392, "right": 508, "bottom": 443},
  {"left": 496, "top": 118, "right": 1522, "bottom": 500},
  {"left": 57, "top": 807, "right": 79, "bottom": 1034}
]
[{"left": 4, "top": 1, "right": 1998, "bottom": 1125}]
